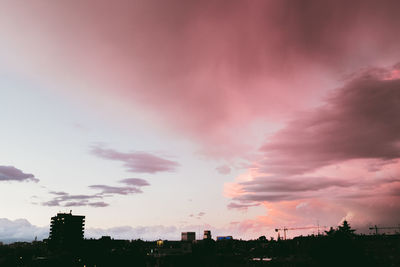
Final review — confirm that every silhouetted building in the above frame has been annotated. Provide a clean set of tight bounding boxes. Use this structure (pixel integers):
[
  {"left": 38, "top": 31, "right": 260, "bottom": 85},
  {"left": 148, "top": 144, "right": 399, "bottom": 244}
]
[
  {"left": 49, "top": 211, "right": 85, "bottom": 248},
  {"left": 181, "top": 232, "right": 196, "bottom": 242},
  {"left": 203, "top": 230, "right": 211, "bottom": 240},
  {"left": 217, "top": 236, "right": 233, "bottom": 241}
]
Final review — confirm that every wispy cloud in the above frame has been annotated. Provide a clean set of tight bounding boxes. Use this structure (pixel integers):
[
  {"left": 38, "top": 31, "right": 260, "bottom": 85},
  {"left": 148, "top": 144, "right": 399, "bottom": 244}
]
[
  {"left": 91, "top": 145, "right": 179, "bottom": 173},
  {"left": 42, "top": 192, "right": 104, "bottom": 207},
  {"left": 227, "top": 202, "right": 260, "bottom": 211},
  {"left": 189, "top": 212, "right": 206, "bottom": 220},
  {"left": 119, "top": 178, "right": 150, "bottom": 186},
  {"left": 216, "top": 165, "right": 231, "bottom": 175},
  {"left": 89, "top": 177, "right": 150, "bottom": 196},
  {"left": 88, "top": 185, "right": 143, "bottom": 195},
  {"left": 42, "top": 178, "right": 150, "bottom": 207}
]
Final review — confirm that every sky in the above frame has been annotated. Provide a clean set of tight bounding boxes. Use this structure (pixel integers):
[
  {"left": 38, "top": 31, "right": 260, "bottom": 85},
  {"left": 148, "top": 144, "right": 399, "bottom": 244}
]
[{"left": 1, "top": 0, "right": 400, "bottom": 242}]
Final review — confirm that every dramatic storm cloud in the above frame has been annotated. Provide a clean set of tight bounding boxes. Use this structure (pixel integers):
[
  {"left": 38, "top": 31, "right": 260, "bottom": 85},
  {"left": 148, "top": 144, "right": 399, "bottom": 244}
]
[
  {"left": 0, "top": 166, "right": 38, "bottom": 182},
  {"left": 226, "top": 66, "right": 400, "bottom": 230},
  {"left": 3, "top": 0, "right": 400, "bottom": 156},
  {"left": 259, "top": 67, "right": 400, "bottom": 176}
]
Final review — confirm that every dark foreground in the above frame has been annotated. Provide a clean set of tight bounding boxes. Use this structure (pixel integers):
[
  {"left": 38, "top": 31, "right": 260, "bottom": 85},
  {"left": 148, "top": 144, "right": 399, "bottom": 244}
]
[{"left": 0, "top": 234, "right": 399, "bottom": 267}]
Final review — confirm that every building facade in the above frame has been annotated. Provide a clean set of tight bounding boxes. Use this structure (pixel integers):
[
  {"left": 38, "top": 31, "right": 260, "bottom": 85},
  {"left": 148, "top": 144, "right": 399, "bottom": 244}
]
[
  {"left": 181, "top": 232, "right": 196, "bottom": 242},
  {"left": 203, "top": 230, "right": 211, "bottom": 240}
]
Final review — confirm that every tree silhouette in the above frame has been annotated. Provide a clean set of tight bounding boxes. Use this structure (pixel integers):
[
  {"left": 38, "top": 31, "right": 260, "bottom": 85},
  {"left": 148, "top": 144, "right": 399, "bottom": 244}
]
[
  {"left": 325, "top": 227, "right": 336, "bottom": 236},
  {"left": 337, "top": 220, "right": 356, "bottom": 236},
  {"left": 324, "top": 220, "right": 356, "bottom": 238},
  {"left": 258, "top": 235, "right": 267, "bottom": 241}
]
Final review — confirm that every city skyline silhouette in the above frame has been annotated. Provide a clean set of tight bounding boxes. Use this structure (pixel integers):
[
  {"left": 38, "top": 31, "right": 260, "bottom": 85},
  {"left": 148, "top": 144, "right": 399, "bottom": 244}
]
[{"left": 1, "top": 0, "right": 400, "bottom": 265}]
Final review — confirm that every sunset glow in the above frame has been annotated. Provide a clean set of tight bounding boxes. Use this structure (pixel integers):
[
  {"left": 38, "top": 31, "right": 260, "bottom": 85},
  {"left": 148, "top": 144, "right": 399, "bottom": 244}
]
[{"left": 1, "top": 0, "right": 400, "bottom": 241}]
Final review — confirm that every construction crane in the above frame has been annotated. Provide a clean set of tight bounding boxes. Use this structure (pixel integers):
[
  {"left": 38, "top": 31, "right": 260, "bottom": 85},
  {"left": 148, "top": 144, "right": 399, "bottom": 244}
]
[
  {"left": 275, "top": 226, "right": 327, "bottom": 240},
  {"left": 369, "top": 225, "right": 400, "bottom": 235}
]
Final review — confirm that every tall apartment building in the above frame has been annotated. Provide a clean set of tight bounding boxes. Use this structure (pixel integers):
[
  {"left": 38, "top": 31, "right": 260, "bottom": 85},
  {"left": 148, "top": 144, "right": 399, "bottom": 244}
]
[{"left": 49, "top": 211, "right": 85, "bottom": 247}]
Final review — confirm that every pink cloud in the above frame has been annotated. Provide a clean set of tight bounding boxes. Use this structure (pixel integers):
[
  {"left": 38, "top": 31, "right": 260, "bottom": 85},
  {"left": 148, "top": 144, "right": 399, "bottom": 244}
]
[
  {"left": 227, "top": 202, "right": 260, "bottom": 211},
  {"left": 259, "top": 66, "right": 400, "bottom": 176},
  {"left": 226, "top": 66, "right": 400, "bottom": 230},
  {"left": 2, "top": 0, "right": 400, "bottom": 236},
  {"left": 3, "top": 1, "right": 400, "bottom": 156}
]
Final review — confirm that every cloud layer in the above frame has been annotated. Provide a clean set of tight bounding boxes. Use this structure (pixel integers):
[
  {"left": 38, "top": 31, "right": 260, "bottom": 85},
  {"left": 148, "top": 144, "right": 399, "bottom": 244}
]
[
  {"left": 3, "top": 0, "right": 400, "bottom": 156},
  {"left": 0, "top": 218, "right": 49, "bottom": 243},
  {"left": 227, "top": 66, "right": 400, "bottom": 228}
]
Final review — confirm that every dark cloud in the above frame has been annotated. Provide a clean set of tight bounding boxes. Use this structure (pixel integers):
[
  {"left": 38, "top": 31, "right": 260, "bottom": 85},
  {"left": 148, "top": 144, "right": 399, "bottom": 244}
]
[
  {"left": 216, "top": 165, "right": 231, "bottom": 175},
  {"left": 259, "top": 66, "right": 400, "bottom": 176},
  {"left": 0, "top": 166, "right": 39, "bottom": 182},
  {"left": 91, "top": 145, "right": 179, "bottom": 173},
  {"left": 241, "top": 176, "right": 355, "bottom": 193},
  {"left": 232, "top": 175, "right": 400, "bottom": 204}
]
